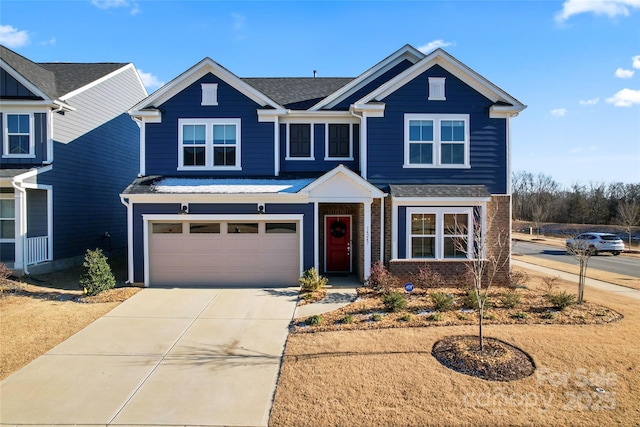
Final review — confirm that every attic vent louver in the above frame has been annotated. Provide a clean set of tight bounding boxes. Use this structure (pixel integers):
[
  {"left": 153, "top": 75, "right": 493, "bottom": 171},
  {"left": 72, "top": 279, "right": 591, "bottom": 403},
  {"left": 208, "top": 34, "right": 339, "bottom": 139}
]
[
  {"left": 428, "top": 77, "right": 446, "bottom": 101},
  {"left": 201, "top": 83, "right": 218, "bottom": 106}
]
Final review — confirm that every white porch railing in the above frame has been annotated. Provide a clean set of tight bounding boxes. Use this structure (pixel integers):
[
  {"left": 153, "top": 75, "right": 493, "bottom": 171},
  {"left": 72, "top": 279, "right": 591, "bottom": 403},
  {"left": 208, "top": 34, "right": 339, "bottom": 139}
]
[{"left": 27, "top": 236, "right": 49, "bottom": 265}]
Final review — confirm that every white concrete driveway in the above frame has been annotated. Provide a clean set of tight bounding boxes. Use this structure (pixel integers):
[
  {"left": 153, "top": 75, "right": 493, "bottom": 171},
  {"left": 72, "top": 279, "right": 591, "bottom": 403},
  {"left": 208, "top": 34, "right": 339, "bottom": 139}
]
[{"left": 0, "top": 287, "right": 299, "bottom": 426}]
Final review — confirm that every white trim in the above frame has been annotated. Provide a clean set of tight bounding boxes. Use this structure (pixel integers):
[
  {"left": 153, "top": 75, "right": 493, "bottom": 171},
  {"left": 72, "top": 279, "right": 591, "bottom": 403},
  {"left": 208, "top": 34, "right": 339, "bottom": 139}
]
[
  {"left": 20, "top": 183, "right": 54, "bottom": 264},
  {"left": 310, "top": 44, "right": 425, "bottom": 111},
  {"left": 2, "top": 112, "right": 35, "bottom": 158},
  {"left": 177, "top": 118, "right": 241, "bottom": 170},
  {"left": 121, "top": 192, "right": 309, "bottom": 204},
  {"left": 324, "top": 214, "right": 352, "bottom": 273},
  {"left": 142, "top": 213, "right": 304, "bottom": 287},
  {"left": 357, "top": 49, "right": 526, "bottom": 110},
  {"left": 302, "top": 164, "right": 385, "bottom": 200},
  {"left": 313, "top": 202, "right": 319, "bottom": 271},
  {"left": 60, "top": 63, "right": 145, "bottom": 100},
  {"left": 280, "top": 114, "right": 358, "bottom": 123},
  {"left": 380, "top": 197, "right": 385, "bottom": 263},
  {"left": 324, "top": 123, "right": 354, "bottom": 161},
  {"left": 403, "top": 113, "right": 470, "bottom": 168},
  {"left": 392, "top": 196, "right": 491, "bottom": 205},
  {"left": 274, "top": 118, "right": 280, "bottom": 176},
  {"left": 364, "top": 201, "right": 372, "bottom": 279},
  {"left": 201, "top": 83, "right": 218, "bottom": 106},
  {"left": 285, "top": 123, "right": 315, "bottom": 160},
  {"left": 138, "top": 118, "right": 145, "bottom": 176},
  {"left": 506, "top": 116, "right": 512, "bottom": 195},
  {"left": 405, "top": 207, "right": 473, "bottom": 260},
  {"left": 130, "top": 58, "right": 282, "bottom": 113},
  {"left": 0, "top": 192, "right": 16, "bottom": 246},
  {"left": 120, "top": 196, "right": 134, "bottom": 284},
  {"left": 391, "top": 199, "right": 398, "bottom": 259},
  {"left": 360, "top": 112, "right": 368, "bottom": 179},
  {"left": 46, "top": 109, "right": 53, "bottom": 163}
]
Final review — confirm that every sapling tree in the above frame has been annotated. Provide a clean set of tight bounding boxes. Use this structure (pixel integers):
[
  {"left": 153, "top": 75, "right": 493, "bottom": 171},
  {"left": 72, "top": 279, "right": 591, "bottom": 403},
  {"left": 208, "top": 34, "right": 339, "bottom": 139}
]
[
  {"left": 565, "top": 235, "right": 593, "bottom": 304},
  {"left": 617, "top": 200, "right": 640, "bottom": 250},
  {"left": 453, "top": 203, "right": 510, "bottom": 352}
]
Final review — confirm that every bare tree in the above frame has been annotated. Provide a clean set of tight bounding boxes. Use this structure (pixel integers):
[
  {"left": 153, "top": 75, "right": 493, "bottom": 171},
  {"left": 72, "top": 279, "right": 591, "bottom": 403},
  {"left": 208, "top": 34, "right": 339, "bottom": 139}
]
[
  {"left": 454, "top": 204, "right": 510, "bottom": 352},
  {"left": 617, "top": 200, "right": 640, "bottom": 250},
  {"left": 565, "top": 235, "right": 593, "bottom": 304}
]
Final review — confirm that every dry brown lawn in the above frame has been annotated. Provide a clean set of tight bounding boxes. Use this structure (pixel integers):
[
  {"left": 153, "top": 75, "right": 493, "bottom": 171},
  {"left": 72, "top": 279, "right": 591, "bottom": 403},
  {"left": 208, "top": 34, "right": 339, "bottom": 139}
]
[
  {"left": 269, "top": 268, "right": 640, "bottom": 427},
  {"left": 0, "top": 259, "right": 139, "bottom": 380}
]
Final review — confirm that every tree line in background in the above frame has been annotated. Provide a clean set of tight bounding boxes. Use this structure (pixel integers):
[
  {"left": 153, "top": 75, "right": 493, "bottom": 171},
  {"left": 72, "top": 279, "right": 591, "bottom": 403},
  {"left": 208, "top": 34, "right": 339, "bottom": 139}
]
[{"left": 512, "top": 171, "right": 640, "bottom": 231}]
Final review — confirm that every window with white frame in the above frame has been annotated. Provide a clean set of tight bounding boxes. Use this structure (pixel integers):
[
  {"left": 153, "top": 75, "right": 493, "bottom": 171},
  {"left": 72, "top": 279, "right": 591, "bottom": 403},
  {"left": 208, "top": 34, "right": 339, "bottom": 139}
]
[
  {"left": 178, "top": 118, "right": 241, "bottom": 170},
  {"left": 0, "top": 193, "right": 15, "bottom": 242},
  {"left": 407, "top": 207, "right": 473, "bottom": 259},
  {"left": 3, "top": 113, "right": 33, "bottom": 157},
  {"left": 404, "top": 114, "right": 469, "bottom": 168},
  {"left": 287, "top": 123, "right": 313, "bottom": 159},
  {"left": 325, "top": 123, "right": 353, "bottom": 160}
]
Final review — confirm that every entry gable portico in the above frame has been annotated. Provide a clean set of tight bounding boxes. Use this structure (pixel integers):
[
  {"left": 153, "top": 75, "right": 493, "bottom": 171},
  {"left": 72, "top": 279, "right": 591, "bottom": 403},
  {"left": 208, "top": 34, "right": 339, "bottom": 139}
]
[{"left": 302, "top": 165, "right": 385, "bottom": 280}]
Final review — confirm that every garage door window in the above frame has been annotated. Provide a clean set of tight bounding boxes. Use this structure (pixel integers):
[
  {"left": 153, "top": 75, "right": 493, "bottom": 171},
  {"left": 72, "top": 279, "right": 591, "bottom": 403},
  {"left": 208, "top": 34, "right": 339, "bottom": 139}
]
[
  {"left": 190, "top": 223, "right": 220, "bottom": 233},
  {"left": 266, "top": 223, "right": 297, "bottom": 233},
  {"left": 152, "top": 223, "right": 183, "bottom": 233},
  {"left": 228, "top": 223, "right": 258, "bottom": 234}
]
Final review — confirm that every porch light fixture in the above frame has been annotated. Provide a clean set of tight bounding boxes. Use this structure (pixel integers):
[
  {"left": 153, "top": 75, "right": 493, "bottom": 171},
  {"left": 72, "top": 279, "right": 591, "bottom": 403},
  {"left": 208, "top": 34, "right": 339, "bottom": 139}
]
[
  {"left": 257, "top": 203, "right": 265, "bottom": 214},
  {"left": 180, "top": 204, "right": 189, "bottom": 214}
]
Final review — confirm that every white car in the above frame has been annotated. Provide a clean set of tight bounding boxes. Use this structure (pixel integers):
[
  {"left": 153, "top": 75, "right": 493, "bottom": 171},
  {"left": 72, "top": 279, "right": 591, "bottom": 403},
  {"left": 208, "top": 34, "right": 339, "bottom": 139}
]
[{"left": 565, "top": 233, "right": 624, "bottom": 256}]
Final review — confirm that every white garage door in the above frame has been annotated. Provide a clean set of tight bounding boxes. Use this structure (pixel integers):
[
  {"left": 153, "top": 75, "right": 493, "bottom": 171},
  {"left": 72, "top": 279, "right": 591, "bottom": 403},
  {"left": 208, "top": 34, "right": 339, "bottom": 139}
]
[{"left": 149, "top": 221, "right": 300, "bottom": 287}]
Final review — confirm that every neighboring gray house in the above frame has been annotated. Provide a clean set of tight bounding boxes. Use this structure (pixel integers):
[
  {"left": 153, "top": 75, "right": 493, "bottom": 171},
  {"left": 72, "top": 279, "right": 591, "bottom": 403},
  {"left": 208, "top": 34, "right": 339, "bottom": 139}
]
[{"left": 1, "top": 45, "right": 147, "bottom": 274}]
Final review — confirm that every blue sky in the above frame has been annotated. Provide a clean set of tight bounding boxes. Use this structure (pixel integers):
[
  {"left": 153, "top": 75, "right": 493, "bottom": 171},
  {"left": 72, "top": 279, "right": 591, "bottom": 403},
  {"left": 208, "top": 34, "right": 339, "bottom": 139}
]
[{"left": 1, "top": 0, "right": 639, "bottom": 187}]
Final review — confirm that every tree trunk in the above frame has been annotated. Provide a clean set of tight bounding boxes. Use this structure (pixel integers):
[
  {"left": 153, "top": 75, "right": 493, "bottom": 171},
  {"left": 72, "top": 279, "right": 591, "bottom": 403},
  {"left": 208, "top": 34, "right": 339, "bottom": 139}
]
[{"left": 478, "top": 305, "right": 484, "bottom": 352}]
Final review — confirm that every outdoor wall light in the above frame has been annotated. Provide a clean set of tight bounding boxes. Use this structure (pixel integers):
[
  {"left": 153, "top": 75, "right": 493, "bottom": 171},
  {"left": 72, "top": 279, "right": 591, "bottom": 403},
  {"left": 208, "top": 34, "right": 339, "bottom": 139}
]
[
  {"left": 257, "top": 203, "right": 265, "bottom": 214},
  {"left": 180, "top": 204, "right": 189, "bottom": 214}
]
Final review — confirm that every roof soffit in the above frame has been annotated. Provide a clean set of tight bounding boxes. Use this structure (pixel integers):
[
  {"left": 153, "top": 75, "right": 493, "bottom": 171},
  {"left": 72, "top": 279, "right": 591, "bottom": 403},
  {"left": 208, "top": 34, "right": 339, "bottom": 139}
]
[
  {"left": 130, "top": 58, "right": 282, "bottom": 113},
  {"left": 356, "top": 49, "right": 525, "bottom": 109},
  {"left": 309, "top": 44, "right": 425, "bottom": 111}
]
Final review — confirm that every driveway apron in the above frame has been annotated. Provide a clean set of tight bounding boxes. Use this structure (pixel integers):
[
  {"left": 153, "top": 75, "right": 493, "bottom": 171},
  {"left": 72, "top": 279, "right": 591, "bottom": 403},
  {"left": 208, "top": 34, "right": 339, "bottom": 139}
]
[{"left": 0, "top": 287, "right": 299, "bottom": 427}]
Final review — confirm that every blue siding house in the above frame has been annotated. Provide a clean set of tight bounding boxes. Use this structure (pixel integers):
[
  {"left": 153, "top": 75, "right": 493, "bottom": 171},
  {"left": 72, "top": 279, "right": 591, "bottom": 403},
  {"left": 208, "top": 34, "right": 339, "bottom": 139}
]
[
  {"left": 122, "top": 45, "right": 525, "bottom": 287},
  {"left": 0, "top": 45, "right": 147, "bottom": 274}
]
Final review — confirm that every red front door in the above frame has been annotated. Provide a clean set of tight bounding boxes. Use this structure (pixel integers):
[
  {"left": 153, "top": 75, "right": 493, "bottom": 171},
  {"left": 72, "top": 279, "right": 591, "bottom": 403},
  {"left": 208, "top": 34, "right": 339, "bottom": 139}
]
[{"left": 325, "top": 216, "right": 351, "bottom": 272}]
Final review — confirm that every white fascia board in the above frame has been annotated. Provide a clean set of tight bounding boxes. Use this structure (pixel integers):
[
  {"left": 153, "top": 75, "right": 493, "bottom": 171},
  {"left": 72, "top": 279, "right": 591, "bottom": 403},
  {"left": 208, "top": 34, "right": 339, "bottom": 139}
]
[
  {"left": 0, "top": 100, "right": 74, "bottom": 112},
  {"left": 122, "top": 192, "right": 309, "bottom": 204},
  {"left": 130, "top": 109, "right": 162, "bottom": 122},
  {"left": 281, "top": 111, "right": 358, "bottom": 123},
  {"left": 0, "top": 59, "right": 50, "bottom": 100},
  {"left": 357, "top": 49, "right": 525, "bottom": 109},
  {"left": 257, "top": 108, "right": 287, "bottom": 122},
  {"left": 309, "top": 45, "right": 425, "bottom": 111},
  {"left": 392, "top": 197, "right": 491, "bottom": 205},
  {"left": 351, "top": 103, "right": 385, "bottom": 117},
  {"left": 301, "top": 164, "right": 385, "bottom": 198},
  {"left": 13, "top": 165, "right": 53, "bottom": 182},
  {"left": 59, "top": 63, "right": 143, "bottom": 101},
  {"left": 489, "top": 104, "right": 527, "bottom": 118},
  {"left": 130, "top": 58, "right": 283, "bottom": 112}
]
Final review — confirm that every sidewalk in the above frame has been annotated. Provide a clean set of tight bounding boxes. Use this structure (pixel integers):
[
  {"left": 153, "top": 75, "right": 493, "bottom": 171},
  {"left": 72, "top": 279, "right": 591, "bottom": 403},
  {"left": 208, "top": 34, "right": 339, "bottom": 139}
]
[{"left": 512, "top": 259, "right": 640, "bottom": 301}]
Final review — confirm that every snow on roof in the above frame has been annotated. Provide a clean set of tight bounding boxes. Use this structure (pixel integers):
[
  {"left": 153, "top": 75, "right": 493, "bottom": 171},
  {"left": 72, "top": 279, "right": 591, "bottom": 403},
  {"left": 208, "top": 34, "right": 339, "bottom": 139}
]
[{"left": 151, "top": 178, "right": 315, "bottom": 194}]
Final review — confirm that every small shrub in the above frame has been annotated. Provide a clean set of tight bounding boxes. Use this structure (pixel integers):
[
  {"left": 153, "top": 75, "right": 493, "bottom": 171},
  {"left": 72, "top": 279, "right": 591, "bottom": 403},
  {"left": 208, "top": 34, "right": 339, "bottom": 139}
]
[
  {"left": 305, "top": 315, "right": 323, "bottom": 326},
  {"left": 427, "top": 313, "right": 444, "bottom": 321},
  {"left": 508, "top": 269, "right": 529, "bottom": 289},
  {"left": 371, "top": 313, "right": 384, "bottom": 322},
  {"left": 541, "top": 311, "right": 557, "bottom": 320},
  {"left": 463, "top": 288, "right": 492, "bottom": 310},
  {"left": 301, "top": 293, "right": 314, "bottom": 301},
  {"left": 382, "top": 291, "right": 407, "bottom": 312},
  {"left": 366, "top": 260, "right": 400, "bottom": 294},
  {"left": 342, "top": 314, "right": 354, "bottom": 324},
  {"left": 482, "top": 312, "right": 495, "bottom": 320},
  {"left": 79, "top": 249, "right": 115, "bottom": 296},
  {"left": 457, "top": 313, "right": 470, "bottom": 321},
  {"left": 0, "top": 262, "right": 14, "bottom": 289},
  {"left": 545, "top": 291, "right": 577, "bottom": 310},
  {"left": 299, "top": 267, "right": 328, "bottom": 292},
  {"left": 542, "top": 276, "right": 560, "bottom": 293},
  {"left": 410, "top": 265, "right": 443, "bottom": 289},
  {"left": 501, "top": 291, "right": 521, "bottom": 309},
  {"left": 399, "top": 313, "right": 413, "bottom": 322},
  {"left": 512, "top": 311, "right": 529, "bottom": 319},
  {"left": 430, "top": 292, "right": 455, "bottom": 312}
]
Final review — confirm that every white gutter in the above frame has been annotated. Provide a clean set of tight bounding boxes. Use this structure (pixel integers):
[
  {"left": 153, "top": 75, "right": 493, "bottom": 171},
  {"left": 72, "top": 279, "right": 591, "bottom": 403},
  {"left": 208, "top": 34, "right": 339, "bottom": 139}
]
[{"left": 119, "top": 195, "right": 134, "bottom": 284}]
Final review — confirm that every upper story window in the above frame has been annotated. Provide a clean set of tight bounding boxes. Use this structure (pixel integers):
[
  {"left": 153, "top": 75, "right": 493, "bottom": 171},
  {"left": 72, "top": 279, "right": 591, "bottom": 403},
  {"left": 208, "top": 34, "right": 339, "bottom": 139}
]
[
  {"left": 325, "top": 123, "right": 353, "bottom": 160},
  {"left": 287, "top": 123, "right": 313, "bottom": 160},
  {"left": 3, "top": 113, "right": 34, "bottom": 158},
  {"left": 404, "top": 114, "right": 469, "bottom": 168},
  {"left": 178, "top": 118, "right": 241, "bottom": 170},
  {"left": 407, "top": 207, "right": 472, "bottom": 260}
]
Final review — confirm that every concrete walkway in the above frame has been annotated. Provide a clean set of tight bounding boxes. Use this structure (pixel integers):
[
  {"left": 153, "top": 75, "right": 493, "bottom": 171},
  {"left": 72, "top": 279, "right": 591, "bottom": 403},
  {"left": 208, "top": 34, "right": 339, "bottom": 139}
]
[
  {"left": 512, "top": 259, "right": 640, "bottom": 300},
  {"left": 0, "top": 287, "right": 299, "bottom": 427}
]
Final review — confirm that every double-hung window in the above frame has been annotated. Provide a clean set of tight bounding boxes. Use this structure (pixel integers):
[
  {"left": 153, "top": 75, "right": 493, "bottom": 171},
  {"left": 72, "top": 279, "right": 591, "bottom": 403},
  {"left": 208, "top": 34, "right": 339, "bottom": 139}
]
[
  {"left": 0, "top": 192, "right": 15, "bottom": 242},
  {"left": 178, "top": 118, "right": 241, "bottom": 170},
  {"left": 3, "top": 113, "right": 33, "bottom": 157},
  {"left": 287, "top": 123, "right": 313, "bottom": 159},
  {"left": 404, "top": 114, "right": 469, "bottom": 168},
  {"left": 407, "top": 207, "right": 473, "bottom": 259}
]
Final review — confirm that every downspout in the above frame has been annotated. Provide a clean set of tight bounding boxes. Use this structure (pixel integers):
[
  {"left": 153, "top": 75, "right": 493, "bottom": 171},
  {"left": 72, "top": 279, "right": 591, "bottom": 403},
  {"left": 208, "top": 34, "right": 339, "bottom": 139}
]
[
  {"left": 349, "top": 108, "right": 366, "bottom": 179},
  {"left": 11, "top": 180, "right": 28, "bottom": 275},
  {"left": 119, "top": 195, "right": 134, "bottom": 284}
]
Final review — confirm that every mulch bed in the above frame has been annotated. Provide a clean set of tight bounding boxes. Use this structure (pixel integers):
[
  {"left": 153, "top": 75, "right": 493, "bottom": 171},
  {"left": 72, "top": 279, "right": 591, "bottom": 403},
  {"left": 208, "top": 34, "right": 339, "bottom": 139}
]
[{"left": 432, "top": 335, "right": 536, "bottom": 381}]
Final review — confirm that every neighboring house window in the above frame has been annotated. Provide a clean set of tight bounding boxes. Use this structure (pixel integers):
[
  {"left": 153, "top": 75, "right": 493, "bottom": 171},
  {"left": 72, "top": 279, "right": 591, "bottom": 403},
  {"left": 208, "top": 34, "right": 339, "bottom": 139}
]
[
  {"left": 287, "top": 124, "right": 313, "bottom": 159},
  {"left": 0, "top": 193, "right": 15, "bottom": 242},
  {"left": 3, "top": 113, "right": 33, "bottom": 157},
  {"left": 406, "top": 207, "right": 472, "bottom": 259},
  {"left": 325, "top": 123, "right": 353, "bottom": 160},
  {"left": 404, "top": 114, "right": 469, "bottom": 168},
  {"left": 178, "top": 118, "right": 241, "bottom": 170},
  {"left": 428, "top": 77, "right": 446, "bottom": 101}
]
